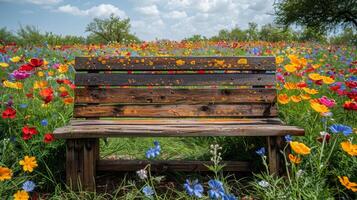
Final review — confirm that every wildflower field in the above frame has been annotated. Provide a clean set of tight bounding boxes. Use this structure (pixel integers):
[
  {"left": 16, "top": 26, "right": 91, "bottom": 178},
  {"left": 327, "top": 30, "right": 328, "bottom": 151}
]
[{"left": 0, "top": 41, "right": 356, "bottom": 199}]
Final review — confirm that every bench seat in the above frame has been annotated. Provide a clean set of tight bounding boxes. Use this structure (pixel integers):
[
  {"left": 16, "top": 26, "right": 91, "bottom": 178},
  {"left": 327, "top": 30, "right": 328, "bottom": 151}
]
[{"left": 54, "top": 118, "right": 304, "bottom": 138}]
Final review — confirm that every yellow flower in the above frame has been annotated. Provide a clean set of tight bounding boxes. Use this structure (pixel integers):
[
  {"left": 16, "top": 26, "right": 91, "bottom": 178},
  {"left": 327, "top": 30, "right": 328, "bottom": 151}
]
[
  {"left": 176, "top": 59, "right": 185, "bottom": 66},
  {"left": 37, "top": 71, "right": 44, "bottom": 77},
  {"left": 59, "top": 86, "right": 67, "bottom": 92},
  {"left": 288, "top": 54, "right": 299, "bottom": 65},
  {"left": 303, "top": 88, "right": 318, "bottom": 95},
  {"left": 237, "top": 58, "right": 248, "bottom": 65},
  {"left": 0, "top": 62, "right": 9, "bottom": 68},
  {"left": 48, "top": 71, "right": 54, "bottom": 76},
  {"left": 300, "top": 93, "right": 311, "bottom": 100},
  {"left": 284, "top": 82, "right": 297, "bottom": 90},
  {"left": 10, "top": 56, "right": 21, "bottom": 63},
  {"left": 278, "top": 94, "right": 290, "bottom": 104},
  {"left": 308, "top": 73, "right": 323, "bottom": 81},
  {"left": 284, "top": 64, "right": 297, "bottom": 73},
  {"left": 13, "top": 190, "right": 29, "bottom": 200},
  {"left": 290, "top": 141, "right": 311, "bottom": 155},
  {"left": 0, "top": 166, "right": 12, "bottom": 181},
  {"left": 340, "top": 141, "right": 357, "bottom": 156},
  {"left": 288, "top": 154, "right": 301, "bottom": 164},
  {"left": 215, "top": 59, "right": 225, "bottom": 66},
  {"left": 338, "top": 176, "right": 357, "bottom": 192},
  {"left": 310, "top": 101, "right": 330, "bottom": 113},
  {"left": 19, "top": 156, "right": 38, "bottom": 172},
  {"left": 322, "top": 76, "right": 335, "bottom": 84},
  {"left": 33, "top": 80, "right": 48, "bottom": 89},
  {"left": 276, "top": 56, "right": 284, "bottom": 65},
  {"left": 291, "top": 95, "right": 302, "bottom": 103},
  {"left": 3, "top": 80, "right": 23, "bottom": 89},
  {"left": 58, "top": 64, "right": 68, "bottom": 73}
]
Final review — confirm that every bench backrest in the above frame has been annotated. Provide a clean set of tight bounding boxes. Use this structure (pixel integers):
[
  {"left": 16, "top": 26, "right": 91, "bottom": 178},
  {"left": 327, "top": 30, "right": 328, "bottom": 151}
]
[{"left": 74, "top": 56, "right": 277, "bottom": 119}]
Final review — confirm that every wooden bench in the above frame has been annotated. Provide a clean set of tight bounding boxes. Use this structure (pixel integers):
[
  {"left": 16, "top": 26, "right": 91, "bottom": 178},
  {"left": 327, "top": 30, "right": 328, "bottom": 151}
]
[{"left": 53, "top": 56, "right": 305, "bottom": 191}]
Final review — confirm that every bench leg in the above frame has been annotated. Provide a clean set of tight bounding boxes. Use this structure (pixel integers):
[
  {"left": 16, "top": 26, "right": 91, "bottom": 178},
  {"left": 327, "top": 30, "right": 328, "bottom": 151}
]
[
  {"left": 267, "top": 136, "right": 282, "bottom": 175},
  {"left": 66, "top": 138, "right": 98, "bottom": 191}
]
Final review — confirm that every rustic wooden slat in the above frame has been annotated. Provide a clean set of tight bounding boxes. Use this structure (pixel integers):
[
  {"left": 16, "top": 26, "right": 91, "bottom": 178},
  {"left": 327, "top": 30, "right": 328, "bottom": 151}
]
[
  {"left": 82, "top": 139, "right": 96, "bottom": 191},
  {"left": 75, "top": 73, "right": 275, "bottom": 86},
  {"left": 69, "top": 118, "right": 283, "bottom": 126},
  {"left": 75, "top": 56, "right": 276, "bottom": 71},
  {"left": 73, "top": 104, "right": 277, "bottom": 118},
  {"left": 53, "top": 124, "right": 305, "bottom": 138},
  {"left": 75, "top": 88, "right": 276, "bottom": 104},
  {"left": 97, "top": 160, "right": 250, "bottom": 172},
  {"left": 66, "top": 140, "right": 77, "bottom": 190}
]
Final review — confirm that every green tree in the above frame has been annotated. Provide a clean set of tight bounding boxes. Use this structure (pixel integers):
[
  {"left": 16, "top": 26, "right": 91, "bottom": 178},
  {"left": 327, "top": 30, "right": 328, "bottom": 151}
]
[
  {"left": 0, "top": 27, "right": 17, "bottom": 45},
  {"left": 86, "top": 14, "right": 140, "bottom": 44},
  {"left": 274, "top": 0, "right": 357, "bottom": 32}
]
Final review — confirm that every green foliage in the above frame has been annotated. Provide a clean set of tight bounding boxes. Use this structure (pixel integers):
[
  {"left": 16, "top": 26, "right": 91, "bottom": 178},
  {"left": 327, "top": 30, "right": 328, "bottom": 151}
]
[
  {"left": 330, "top": 28, "right": 357, "bottom": 45},
  {"left": 274, "top": 0, "right": 357, "bottom": 32},
  {"left": 0, "top": 27, "right": 17, "bottom": 45},
  {"left": 85, "top": 14, "right": 140, "bottom": 44}
]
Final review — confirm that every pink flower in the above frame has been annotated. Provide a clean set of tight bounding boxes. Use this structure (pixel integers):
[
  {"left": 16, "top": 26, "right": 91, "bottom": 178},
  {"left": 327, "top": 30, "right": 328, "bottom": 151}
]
[
  {"left": 11, "top": 70, "right": 31, "bottom": 80},
  {"left": 318, "top": 96, "right": 336, "bottom": 108}
]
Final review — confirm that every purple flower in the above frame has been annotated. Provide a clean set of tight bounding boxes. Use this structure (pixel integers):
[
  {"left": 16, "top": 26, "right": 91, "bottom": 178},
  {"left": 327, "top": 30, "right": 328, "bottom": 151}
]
[
  {"left": 284, "top": 135, "right": 292, "bottom": 142},
  {"left": 142, "top": 186, "right": 154, "bottom": 197},
  {"left": 146, "top": 141, "right": 161, "bottom": 159},
  {"left": 256, "top": 147, "right": 266, "bottom": 156},
  {"left": 222, "top": 193, "right": 237, "bottom": 200},
  {"left": 22, "top": 180, "right": 36, "bottom": 192},
  {"left": 329, "top": 124, "right": 353, "bottom": 136},
  {"left": 208, "top": 180, "right": 225, "bottom": 199},
  {"left": 11, "top": 70, "right": 30, "bottom": 80},
  {"left": 184, "top": 179, "right": 204, "bottom": 198}
]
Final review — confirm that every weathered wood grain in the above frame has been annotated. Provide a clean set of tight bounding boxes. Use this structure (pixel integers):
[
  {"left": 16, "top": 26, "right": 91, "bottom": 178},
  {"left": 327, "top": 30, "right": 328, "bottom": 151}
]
[
  {"left": 53, "top": 123, "right": 305, "bottom": 138},
  {"left": 75, "top": 56, "right": 276, "bottom": 71},
  {"left": 69, "top": 118, "right": 283, "bottom": 126},
  {"left": 73, "top": 104, "right": 277, "bottom": 118},
  {"left": 75, "top": 73, "right": 275, "bottom": 86},
  {"left": 75, "top": 88, "right": 276, "bottom": 104},
  {"left": 97, "top": 160, "right": 250, "bottom": 172}
]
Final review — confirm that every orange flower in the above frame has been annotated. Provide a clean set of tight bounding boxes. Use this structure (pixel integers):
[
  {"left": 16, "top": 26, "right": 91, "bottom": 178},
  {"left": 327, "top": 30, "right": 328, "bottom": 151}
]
[
  {"left": 322, "top": 76, "right": 334, "bottom": 84},
  {"left": 310, "top": 101, "right": 330, "bottom": 113},
  {"left": 0, "top": 166, "right": 12, "bottom": 181},
  {"left": 291, "top": 95, "right": 302, "bottom": 103},
  {"left": 19, "top": 156, "right": 38, "bottom": 172},
  {"left": 63, "top": 97, "right": 74, "bottom": 105},
  {"left": 308, "top": 73, "right": 322, "bottom": 81},
  {"left": 276, "top": 56, "right": 284, "bottom": 65},
  {"left": 288, "top": 154, "right": 301, "bottom": 164},
  {"left": 290, "top": 141, "right": 311, "bottom": 155},
  {"left": 284, "top": 82, "right": 297, "bottom": 90},
  {"left": 33, "top": 80, "right": 48, "bottom": 89},
  {"left": 278, "top": 94, "right": 290, "bottom": 104},
  {"left": 284, "top": 64, "right": 297, "bottom": 73},
  {"left": 176, "top": 59, "right": 185, "bottom": 66},
  {"left": 13, "top": 190, "right": 29, "bottom": 200},
  {"left": 340, "top": 141, "right": 357, "bottom": 156},
  {"left": 300, "top": 93, "right": 311, "bottom": 100},
  {"left": 338, "top": 176, "right": 357, "bottom": 192},
  {"left": 303, "top": 88, "right": 318, "bottom": 95}
]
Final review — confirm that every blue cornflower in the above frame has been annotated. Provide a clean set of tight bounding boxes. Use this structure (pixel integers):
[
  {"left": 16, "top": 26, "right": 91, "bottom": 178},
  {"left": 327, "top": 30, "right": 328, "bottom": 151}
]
[
  {"left": 41, "top": 119, "right": 48, "bottom": 126},
  {"left": 22, "top": 180, "right": 36, "bottom": 192},
  {"left": 142, "top": 186, "right": 154, "bottom": 197},
  {"left": 255, "top": 147, "right": 266, "bottom": 156},
  {"left": 183, "top": 179, "right": 204, "bottom": 198},
  {"left": 19, "top": 104, "right": 28, "bottom": 109},
  {"left": 145, "top": 141, "right": 161, "bottom": 159},
  {"left": 329, "top": 124, "right": 353, "bottom": 136},
  {"left": 222, "top": 193, "right": 237, "bottom": 200},
  {"left": 208, "top": 180, "right": 225, "bottom": 199},
  {"left": 284, "top": 135, "right": 292, "bottom": 142}
]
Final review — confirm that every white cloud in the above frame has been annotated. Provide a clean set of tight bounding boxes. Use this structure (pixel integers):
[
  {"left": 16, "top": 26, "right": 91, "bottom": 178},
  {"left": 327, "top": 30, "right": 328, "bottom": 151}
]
[
  {"left": 136, "top": 5, "right": 160, "bottom": 16},
  {"left": 57, "top": 4, "right": 126, "bottom": 18},
  {"left": 26, "top": 0, "right": 62, "bottom": 5},
  {"left": 165, "top": 11, "right": 187, "bottom": 19}
]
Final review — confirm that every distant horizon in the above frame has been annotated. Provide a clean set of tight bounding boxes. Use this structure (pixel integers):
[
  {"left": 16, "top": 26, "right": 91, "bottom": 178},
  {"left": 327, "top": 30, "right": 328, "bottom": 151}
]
[{"left": 0, "top": 0, "right": 276, "bottom": 41}]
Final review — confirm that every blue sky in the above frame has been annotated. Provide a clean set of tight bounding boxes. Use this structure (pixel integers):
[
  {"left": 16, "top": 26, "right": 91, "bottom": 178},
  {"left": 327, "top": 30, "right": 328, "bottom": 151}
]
[{"left": 0, "top": 0, "right": 275, "bottom": 41}]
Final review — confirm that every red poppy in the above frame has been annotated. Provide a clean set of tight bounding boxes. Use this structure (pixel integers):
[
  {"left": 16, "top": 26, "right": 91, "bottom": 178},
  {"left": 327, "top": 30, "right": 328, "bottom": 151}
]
[
  {"left": 19, "top": 64, "right": 34, "bottom": 71},
  {"left": 22, "top": 125, "right": 38, "bottom": 140},
  {"left": 26, "top": 92, "right": 34, "bottom": 99},
  {"left": 29, "top": 58, "right": 44, "bottom": 67},
  {"left": 343, "top": 101, "right": 357, "bottom": 111},
  {"left": 60, "top": 91, "right": 69, "bottom": 98},
  {"left": 39, "top": 87, "right": 54, "bottom": 104},
  {"left": 2, "top": 107, "right": 16, "bottom": 119},
  {"left": 317, "top": 133, "right": 331, "bottom": 143},
  {"left": 56, "top": 79, "right": 64, "bottom": 84},
  {"left": 43, "top": 133, "right": 55, "bottom": 143}
]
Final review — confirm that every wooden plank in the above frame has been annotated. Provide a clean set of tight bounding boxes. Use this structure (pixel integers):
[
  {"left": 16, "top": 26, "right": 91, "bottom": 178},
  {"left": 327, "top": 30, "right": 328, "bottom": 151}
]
[
  {"left": 96, "top": 160, "right": 250, "bottom": 172},
  {"left": 75, "top": 56, "right": 276, "bottom": 71},
  {"left": 66, "top": 140, "right": 77, "bottom": 190},
  {"left": 69, "top": 118, "right": 283, "bottom": 126},
  {"left": 75, "top": 73, "right": 275, "bottom": 86},
  {"left": 73, "top": 104, "right": 277, "bottom": 118},
  {"left": 75, "top": 88, "right": 276, "bottom": 104},
  {"left": 267, "top": 136, "right": 281, "bottom": 175},
  {"left": 53, "top": 124, "right": 305, "bottom": 138},
  {"left": 82, "top": 139, "right": 96, "bottom": 191}
]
